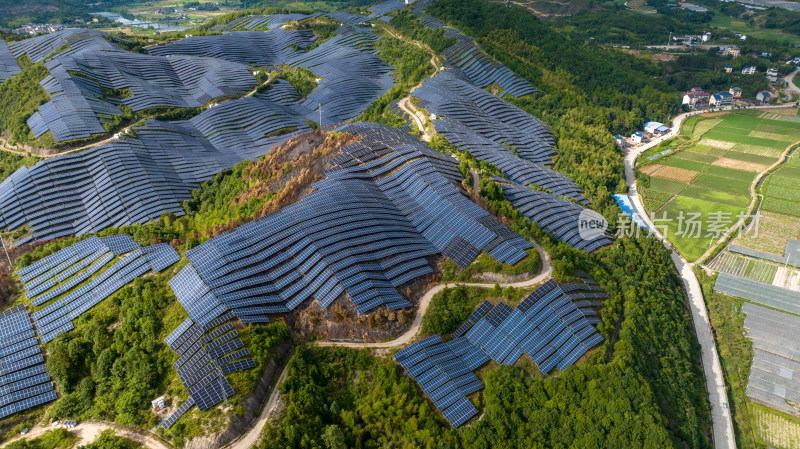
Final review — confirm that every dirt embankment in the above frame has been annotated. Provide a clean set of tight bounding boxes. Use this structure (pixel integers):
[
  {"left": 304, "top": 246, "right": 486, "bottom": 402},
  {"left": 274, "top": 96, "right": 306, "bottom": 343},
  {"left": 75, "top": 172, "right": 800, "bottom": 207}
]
[
  {"left": 184, "top": 341, "right": 293, "bottom": 449},
  {"left": 285, "top": 264, "right": 441, "bottom": 342}
]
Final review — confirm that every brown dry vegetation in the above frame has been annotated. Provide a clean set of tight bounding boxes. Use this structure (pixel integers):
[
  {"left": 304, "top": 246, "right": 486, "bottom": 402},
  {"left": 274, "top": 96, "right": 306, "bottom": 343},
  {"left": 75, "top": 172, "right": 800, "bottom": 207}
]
[
  {"left": 765, "top": 107, "right": 799, "bottom": 116},
  {"left": 640, "top": 164, "right": 700, "bottom": 182},
  {"left": 207, "top": 130, "right": 361, "bottom": 237},
  {"left": 712, "top": 157, "right": 769, "bottom": 172}
]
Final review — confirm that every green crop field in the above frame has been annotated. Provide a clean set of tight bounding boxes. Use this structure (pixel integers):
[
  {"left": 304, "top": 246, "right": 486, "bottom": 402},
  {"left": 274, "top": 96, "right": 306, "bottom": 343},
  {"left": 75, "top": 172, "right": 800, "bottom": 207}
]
[
  {"left": 681, "top": 185, "right": 751, "bottom": 208},
  {"left": 659, "top": 196, "right": 746, "bottom": 261},
  {"left": 661, "top": 157, "right": 709, "bottom": 171},
  {"left": 723, "top": 151, "right": 776, "bottom": 165},
  {"left": 674, "top": 152, "right": 717, "bottom": 163},
  {"left": 692, "top": 173, "right": 751, "bottom": 196},
  {"left": 761, "top": 155, "right": 800, "bottom": 217},
  {"left": 649, "top": 177, "right": 688, "bottom": 194},
  {"left": 638, "top": 111, "right": 800, "bottom": 261}
]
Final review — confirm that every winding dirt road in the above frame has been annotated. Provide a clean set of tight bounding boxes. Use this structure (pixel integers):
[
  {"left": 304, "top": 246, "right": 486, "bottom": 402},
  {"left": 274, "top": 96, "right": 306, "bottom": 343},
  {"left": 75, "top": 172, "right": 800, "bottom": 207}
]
[{"left": 318, "top": 240, "right": 551, "bottom": 350}]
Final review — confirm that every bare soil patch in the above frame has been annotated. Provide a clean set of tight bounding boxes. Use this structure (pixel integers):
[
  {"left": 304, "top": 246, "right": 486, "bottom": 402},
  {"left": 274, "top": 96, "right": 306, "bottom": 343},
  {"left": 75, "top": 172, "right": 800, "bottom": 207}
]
[
  {"left": 641, "top": 164, "right": 700, "bottom": 182},
  {"left": 712, "top": 157, "right": 769, "bottom": 173}
]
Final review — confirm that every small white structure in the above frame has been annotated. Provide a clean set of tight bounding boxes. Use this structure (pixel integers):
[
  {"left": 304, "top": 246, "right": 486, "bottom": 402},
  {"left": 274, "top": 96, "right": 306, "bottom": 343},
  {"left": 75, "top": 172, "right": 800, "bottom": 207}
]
[
  {"left": 742, "top": 66, "right": 757, "bottom": 75},
  {"left": 631, "top": 132, "right": 644, "bottom": 144},
  {"left": 756, "top": 91, "right": 771, "bottom": 104},
  {"left": 152, "top": 396, "right": 166, "bottom": 409}
]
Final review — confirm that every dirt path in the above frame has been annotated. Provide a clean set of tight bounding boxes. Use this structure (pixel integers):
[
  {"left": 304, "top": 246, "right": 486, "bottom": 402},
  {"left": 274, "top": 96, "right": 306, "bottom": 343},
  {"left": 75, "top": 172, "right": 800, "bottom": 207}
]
[
  {"left": 0, "top": 75, "right": 271, "bottom": 160},
  {"left": 225, "top": 359, "right": 291, "bottom": 449},
  {"left": 1, "top": 421, "right": 171, "bottom": 449},
  {"left": 318, "top": 239, "right": 551, "bottom": 350},
  {"left": 398, "top": 97, "right": 431, "bottom": 142},
  {"left": 625, "top": 107, "right": 748, "bottom": 449}
]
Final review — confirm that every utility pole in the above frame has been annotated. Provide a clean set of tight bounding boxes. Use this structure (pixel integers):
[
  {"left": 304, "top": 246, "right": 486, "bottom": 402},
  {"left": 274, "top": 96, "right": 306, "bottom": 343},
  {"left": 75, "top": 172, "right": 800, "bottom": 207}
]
[{"left": 0, "top": 235, "right": 11, "bottom": 268}]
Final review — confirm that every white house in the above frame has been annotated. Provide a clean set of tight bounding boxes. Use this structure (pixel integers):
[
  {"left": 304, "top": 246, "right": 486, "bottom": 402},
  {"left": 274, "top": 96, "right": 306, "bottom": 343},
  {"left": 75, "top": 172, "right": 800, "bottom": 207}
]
[
  {"left": 631, "top": 132, "right": 644, "bottom": 144},
  {"left": 644, "top": 122, "right": 670, "bottom": 135},
  {"left": 756, "top": 91, "right": 771, "bottom": 104},
  {"left": 710, "top": 91, "right": 734, "bottom": 107},
  {"left": 742, "top": 66, "right": 757, "bottom": 75}
]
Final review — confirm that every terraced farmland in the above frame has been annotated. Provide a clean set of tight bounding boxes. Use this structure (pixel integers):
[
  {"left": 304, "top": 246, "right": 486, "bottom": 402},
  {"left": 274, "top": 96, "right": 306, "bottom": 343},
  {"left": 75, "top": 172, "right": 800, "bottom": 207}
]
[{"left": 638, "top": 110, "right": 800, "bottom": 261}]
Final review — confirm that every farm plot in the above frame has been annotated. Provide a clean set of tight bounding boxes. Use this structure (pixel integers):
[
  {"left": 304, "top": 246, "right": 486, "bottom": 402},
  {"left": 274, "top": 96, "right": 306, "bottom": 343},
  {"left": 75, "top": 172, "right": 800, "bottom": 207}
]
[
  {"left": 761, "top": 157, "right": 800, "bottom": 218},
  {"left": 732, "top": 210, "right": 800, "bottom": 256},
  {"left": 640, "top": 164, "right": 699, "bottom": 183},
  {"left": 752, "top": 404, "right": 800, "bottom": 449},
  {"left": 659, "top": 196, "right": 745, "bottom": 261},
  {"left": 638, "top": 111, "right": 800, "bottom": 261},
  {"left": 707, "top": 251, "right": 778, "bottom": 284}
]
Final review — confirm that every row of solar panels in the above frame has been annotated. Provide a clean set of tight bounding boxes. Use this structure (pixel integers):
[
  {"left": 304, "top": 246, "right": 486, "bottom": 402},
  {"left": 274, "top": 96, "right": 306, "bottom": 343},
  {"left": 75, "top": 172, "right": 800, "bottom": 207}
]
[
  {"left": 207, "top": 2, "right": 405, "bottom": 33},
  {"left": 393, "top": 335, "right": 484, "bottom": 428},
  {"left": 0, "top": 307, "right": 56, "bottom": 419},
  {"left": 158, "top": 312, "right": 257, "bottom": 428},
  {"left": 29, "top": 49, "right": 258, "bottom": 143},
  {"left": 168, "top": 124, "right": 531, "bottom": 326},
  {"left": 24, "top": 236, "right": 179, "bottom": 343},
  {"left": 394, "top": 278, "right": 605, "bottom": 426},
  {"left": 410, "top": 70, "right": 586, "bottom": 203},
  {"left": 463, "top": 280, "right": 605, "bottom": 374},
  {"left": 1, "top": 26, "right": 397, "bottom": 244},
  {"left": 500, "top": 181, "right": 614, "bottom": 253}
]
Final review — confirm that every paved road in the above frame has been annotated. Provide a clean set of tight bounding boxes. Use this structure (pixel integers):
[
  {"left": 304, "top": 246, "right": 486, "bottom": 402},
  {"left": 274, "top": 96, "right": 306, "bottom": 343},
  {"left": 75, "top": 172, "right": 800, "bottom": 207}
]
[
  {"left": 625, "top": 109, "right": 737, "bottom": 449},
  {"left": 785, "top": 69, "right": 800, "bottom": 96}
]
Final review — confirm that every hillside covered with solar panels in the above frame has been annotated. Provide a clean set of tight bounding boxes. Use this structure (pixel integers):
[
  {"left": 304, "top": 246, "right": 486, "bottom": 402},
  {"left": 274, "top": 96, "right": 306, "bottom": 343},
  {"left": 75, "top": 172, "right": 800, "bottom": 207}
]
[{"left": 0, "top": 0, "right": 717, "bottom": 447}]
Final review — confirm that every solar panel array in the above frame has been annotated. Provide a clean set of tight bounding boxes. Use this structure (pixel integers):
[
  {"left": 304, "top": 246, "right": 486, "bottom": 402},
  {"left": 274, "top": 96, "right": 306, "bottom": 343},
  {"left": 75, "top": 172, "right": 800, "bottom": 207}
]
[
  {"left": 2, "top": 24, "right": 401, "bottom": 243},
  {"left": 284, "top": 25, "right": 395, "bottom": 125},
  {"left": 742, "top": 303, "right": 800, "bottom": 415},
  {"left": 411, "top": 71, "right": 586, "bottom": 203},
  {"left": 148, "top": 29, "right": 316, "bottom": 66},
  {"left": 393, "top": 335, "right": 486, "bottom": 428},
  {"left": 0, "top": 306, "right": 57, "bottom": 419},
  {"left": 0, "top": 89, "right": 316, "bottom": 243},
  {"left": 159, "top": 313, "right": 255, "bottom": 428},
  {"left": 463, "top": 279, "right": 604, "bottom": 373},
  {"left": 714, "top": 272, "right": 800, "bottom": 316},
  {"left": 0, "top": 41, "right": 21, "bottom": 84},
  {"left": 24, "top": 236, "right": 179, "bottom": 342},
  {"left": 500, "top": 181, "right": 613, "bottom": 253},
  {"left": 28, "top": 49, "right": 257, "bottom": 143},
  {"left": 408, "top": 0, "right": 535, "bottom": 98},
  {"left": 154, "top": 22, "right": 394, "bottom": 125},
  {"left": 7, "top": 29, "right": 121, "bottom": 64},
  {"left": 440, "top": 36, "right": 537, "bottom": 99},
  {"left": 168, "top": 123, "right": 530, "bottom": 323}
]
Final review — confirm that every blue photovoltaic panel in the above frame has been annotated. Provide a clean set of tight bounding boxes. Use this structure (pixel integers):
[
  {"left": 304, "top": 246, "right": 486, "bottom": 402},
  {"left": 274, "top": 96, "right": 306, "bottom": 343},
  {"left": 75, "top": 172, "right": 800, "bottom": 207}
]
[
  {"left": 452, "top": 278, "right": 605, "bottom": 376},
  {"left": 167, "top": 123, "right": 529, "bottom": 323},
  {"left": 0, "top": 306, "right": 56, "bottom": 418}
]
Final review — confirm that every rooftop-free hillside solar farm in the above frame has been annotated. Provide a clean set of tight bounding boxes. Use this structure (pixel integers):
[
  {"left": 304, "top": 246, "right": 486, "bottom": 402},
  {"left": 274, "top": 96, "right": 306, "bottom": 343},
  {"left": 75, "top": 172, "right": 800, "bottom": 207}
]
[{"left": 0, "top": 0, "right": 744, "bottom": 447}]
